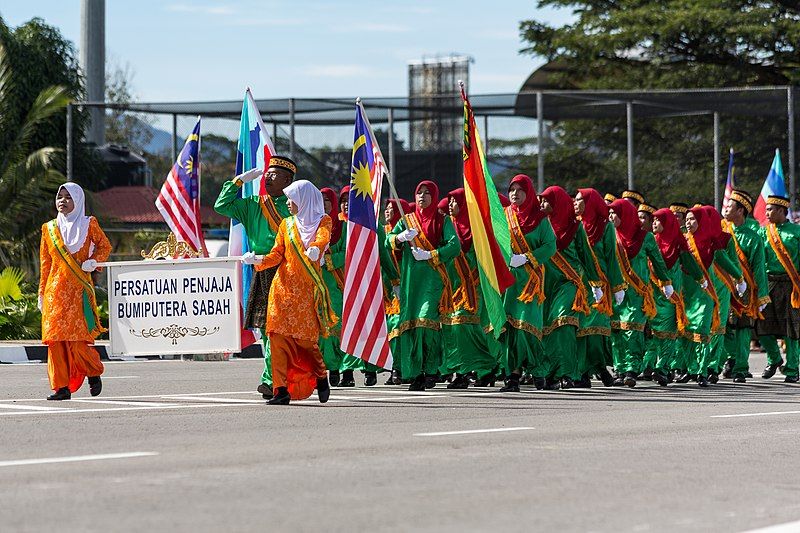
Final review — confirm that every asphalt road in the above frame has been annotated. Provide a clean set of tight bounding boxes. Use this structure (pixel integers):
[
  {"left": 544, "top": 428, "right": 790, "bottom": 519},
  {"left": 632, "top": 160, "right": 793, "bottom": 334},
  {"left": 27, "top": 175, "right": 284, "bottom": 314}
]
[{"left": 2, "top": 352, "right": 800, "bottom": 533}]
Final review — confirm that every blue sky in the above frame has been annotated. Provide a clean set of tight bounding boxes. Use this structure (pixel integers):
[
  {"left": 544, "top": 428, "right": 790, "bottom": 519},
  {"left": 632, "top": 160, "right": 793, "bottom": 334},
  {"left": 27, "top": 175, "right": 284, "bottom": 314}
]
[{"left": 1, "top": 1, "right": 571, "bottom": 102}]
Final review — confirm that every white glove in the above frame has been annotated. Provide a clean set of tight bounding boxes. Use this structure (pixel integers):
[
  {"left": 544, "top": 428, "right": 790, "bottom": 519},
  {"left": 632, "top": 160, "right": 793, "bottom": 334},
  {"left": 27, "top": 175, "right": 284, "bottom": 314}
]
[
  {"left": 81, "top": 259, "right": 97, "bottom": 272},
  {"left": 411, "top": 247, "right": 432, "bottom": 261},
  {"left": 614, "top": 290, "right": 625, "bottom": 305},
  {"left": 37, "top": 295, "right": 43, "bottom": 311},
  {"left": 662, "top": 284, "right": 674, "bottom": 299},
  {"left": 235, "top": 168, "right": 261, "bottom": 184},
  {"left": 392, "top": 285, "right": 400, "bottom": 299},
  {"left": 700, "top": 279, "right": 708, "bottom": 290},
  {"left": 735, "top": 280, "right": 747, "bottom": 297},
  {"left": 759, "top": 303, "right": 768, "bottom": 313},
  {"left": 241, "top": 252, "right": 263, "bottom": 265},
  {"left": 510, "top": 254, "right": 528, "bottom": 268},
  {"left": 305, "top": 246, "right": 320, "bottom": 262},
  {"left": 396, "top": 229, "right": 419, "bottom": 243},
  {"left": 591, "top": 286, "right": 604, "bottom": 303}
]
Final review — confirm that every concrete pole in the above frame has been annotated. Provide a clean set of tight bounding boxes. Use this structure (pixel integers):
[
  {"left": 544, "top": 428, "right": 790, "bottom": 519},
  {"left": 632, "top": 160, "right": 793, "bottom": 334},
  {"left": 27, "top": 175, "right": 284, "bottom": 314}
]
[
  {"left": 483, "top": 114, "right": 489, "bottom": 153},
  {"left": 66, "top": 104, "right": 73, "bottom": 181},
  {"left": 789, "top": 86, "right": 796, "bottom": 209},
  {"left": 713, "top": 112, "right": 720, "bottom": 211},
  {"left": 171, "top": 114, "right": 177, "bottom": 164},
  {"left": 537, "top": 92, "right": 544, "bottom": 191},
  {"left": 627, "top": 102, "right": 634, "bottom": 190},
  {"left": 80, "top": 0, "right": 105, "bottom": 146},
  {"left": 289, "top": 98, "right": 296, "bottom": 160},
  {"left": 388, "top": 108, "right": 396, "bottom": 184}
]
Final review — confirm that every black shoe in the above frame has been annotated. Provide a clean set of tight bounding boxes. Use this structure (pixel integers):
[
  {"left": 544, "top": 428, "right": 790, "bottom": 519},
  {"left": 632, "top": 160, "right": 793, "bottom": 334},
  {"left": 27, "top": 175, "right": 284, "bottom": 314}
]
[
  {"left": 573, "top": 374, "right": 591, "bottom": 388},
  {"left": 408, "top": 374, "right": 426, "bottom": 391},
  {"left": 560, "top": 377, "right": 575, "bottom": 390},
  {"left": 257, "top": 383, "right": 274, "bottom": 400},
  {"left": 384, "top": 369, "right": 401, "bottom": 385},
  {"left": 317, "top": 378, "right": 330, "bottom": 403},
  {"left": 653, "top": 371, "right": 668, "bottom": 387},
  {"left": 763, "top": 359, "right": 784, "bottom": 379},
  {"left": 424, "top": 374, "right": 438, "bottom": 389},
  {"left": 612, "top": 376, "right": 625, "bottom": 387},
  {"left": 47, "top": 387, "right": 70, "bottom": 401},
  {"left": 447, "top": 374, "right": 470, "bottom": 389},
  {"left": 520, "top": 373, "right": 534, "bottom": 385},
  {"left": 599, "top": 368, "right": 615, "bottom": 387},
  {"left": 88, "top": 376, "right": 102, "bottom": 397},
  {"left": 640, "top": 368, "right": 653, "bottom": 381},
  {"left": 328, "top": 370, "right": 340, "bottom": 387},
  {"left": 364, "top": 371, "right": 377, "bottom": 387},
  {"left": 473, "top": 373, "right": 495, "bottom": 387},
  {"left": 746, "top": 372, "right": 753, "bottom": 378},
  {"left": 785, "top": 375, "right": 799, "bottom": 383},
  {"left": 733, "top": 375, "right": 747, "bottom": 383},
  {"left": 533, "top": 377, "right": 546, "bottom": 390},
  {"left": 267, "top": 387, "right": 290, "bottom": 405},
  {"left": 722, "top": 358, "right": 735, "bottom": 379},
  {"left": 708, "top": 371, "right": 719, "bottom": 384},
  {"left": 697, "top": 374, "right": 709, "bottom": 387},
  {"left": 544, "top": 377, "right": 560, "bottom": 390},
  {"left": 667, "top": 370, "right": 675, "bottom": 383},
  {"left": 338, "top": 370, "right": 355, "bottom": 387},
  {"left": 675, "top": 372, "right": 691, "bottom": 384},
  {"left": 499, "top": 374, "right": 521, "bottom": 393},
  {"left": 623, "top": 372, "right": 637, "bottom": 388}
]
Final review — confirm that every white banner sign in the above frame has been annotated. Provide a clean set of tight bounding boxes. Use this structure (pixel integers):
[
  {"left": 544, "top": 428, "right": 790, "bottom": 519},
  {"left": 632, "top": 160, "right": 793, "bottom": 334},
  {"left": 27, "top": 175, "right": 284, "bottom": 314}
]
[{"left": 101, "top": 258, "right": 241, "bottom": 356}]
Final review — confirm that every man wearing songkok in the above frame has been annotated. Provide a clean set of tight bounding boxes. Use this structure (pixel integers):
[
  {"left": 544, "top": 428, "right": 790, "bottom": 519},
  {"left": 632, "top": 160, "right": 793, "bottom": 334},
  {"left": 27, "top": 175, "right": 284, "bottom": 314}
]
[
  {"left": 214, "top": 154, "right": 294, "bottom": 399},
  {"left": 720, "top": 190, "right": 769, "bottom": 382},
  {"left": 622, "top": 190, "right": 645, "bottom": 208},
  {"left": 243, "top": 180, "right": 335, "bottom": 405},
  {"left": 755, "top": 195, "right": 800, "bottom": 383},
  {"left": 574, "top": 188, "right": 625, "bottom": 387},
  {"left": 387, "top": 181, "right": 461, "bottom": 391}
]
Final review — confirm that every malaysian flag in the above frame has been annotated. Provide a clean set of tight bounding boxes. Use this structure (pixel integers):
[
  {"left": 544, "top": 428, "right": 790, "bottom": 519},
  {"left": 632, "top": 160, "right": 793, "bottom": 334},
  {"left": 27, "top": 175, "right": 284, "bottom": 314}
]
[
  {"left": 722, "top": 147, "right": 736, "bottom": 209},
  {"left": 340, "top": 102, "right": 392, "bottom": 370},
  {"left": 155, "top": 117, "right": 207, "bottom": 255}
]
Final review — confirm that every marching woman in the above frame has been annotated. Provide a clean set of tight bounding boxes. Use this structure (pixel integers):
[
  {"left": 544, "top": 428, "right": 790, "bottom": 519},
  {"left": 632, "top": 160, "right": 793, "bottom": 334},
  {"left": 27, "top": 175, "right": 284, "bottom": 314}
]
[
  {"left": 648, "top": 208, "right": 705, "bottom": 385},
  {"left": 499, "top": 175, "right": 556, "bottom": 392},
  {"left": 679, "top": 206, "right": 742, "bottom": 386},
  {"left": 244, "top": 180, "right": 336, "bottom": 405},
  {"left": 539, "top": 186, "right": 603, "bottom": 389},
  {"left": 382, "top": 198, "right": 409, "bottom": 385},
  {"left": 574, "top": 188, "right": 625, "bottom": 387},
  {"left": 440, "top": 188, "right": 503, "bottom": 388},
  {"left": 387, "top": 181, "right": 461, "bottom": 391},
  {"left": 607, "top": 199, "right": 672, "bottom": 388},
  {"left": 39, "top": 183, "right": 111, "bottom": 400}
]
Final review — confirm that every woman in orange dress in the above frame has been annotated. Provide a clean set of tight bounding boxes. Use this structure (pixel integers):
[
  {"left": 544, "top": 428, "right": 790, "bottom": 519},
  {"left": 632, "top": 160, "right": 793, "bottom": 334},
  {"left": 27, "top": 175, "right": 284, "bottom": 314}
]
[
  {"left": 39, "top": 183, "right": 111, "bottom": 400},
  {"left": 243, "top": 179, "right": 336, "bottom": 405}
]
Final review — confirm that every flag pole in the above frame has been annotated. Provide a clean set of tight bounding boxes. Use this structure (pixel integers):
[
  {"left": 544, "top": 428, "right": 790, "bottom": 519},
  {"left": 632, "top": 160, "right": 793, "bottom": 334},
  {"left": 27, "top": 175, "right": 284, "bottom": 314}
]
[{"left": 196, "top": 115, "right": 208, "bottom": 256}]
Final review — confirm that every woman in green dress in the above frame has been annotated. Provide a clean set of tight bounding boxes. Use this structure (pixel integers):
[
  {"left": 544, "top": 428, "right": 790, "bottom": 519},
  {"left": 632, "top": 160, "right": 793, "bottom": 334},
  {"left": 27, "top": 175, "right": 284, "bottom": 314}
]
[
  {"left": 608, "top": 199, "right": 673, "bottom": 387},
  {"left": 574, "top": 188, "right": 626, "bottom": 387},
  {"left": 499, "top": 175, "right": 557, "bottom": 392},
  {"left": 539, "top": 186, "right": 603, "bottom": 389},
  {"left": 387, "top": 181, "right": 461, "bottom": 391},
  {"left": 382, "top": 198, "right": 409, "bottom": 385}
]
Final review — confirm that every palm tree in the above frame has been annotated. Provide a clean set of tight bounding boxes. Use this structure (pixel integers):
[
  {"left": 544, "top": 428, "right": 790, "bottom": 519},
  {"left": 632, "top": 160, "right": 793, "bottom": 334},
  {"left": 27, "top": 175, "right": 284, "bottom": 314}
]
[{"left": 0, "top": 42, "right": 71, "bottom": 273}]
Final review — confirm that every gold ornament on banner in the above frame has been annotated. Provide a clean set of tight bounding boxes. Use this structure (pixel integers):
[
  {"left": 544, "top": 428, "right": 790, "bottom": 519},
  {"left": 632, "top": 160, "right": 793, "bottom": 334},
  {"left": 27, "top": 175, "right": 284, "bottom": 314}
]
[{"left": 141, "top": 233, "right": 202, "bottom": 260}]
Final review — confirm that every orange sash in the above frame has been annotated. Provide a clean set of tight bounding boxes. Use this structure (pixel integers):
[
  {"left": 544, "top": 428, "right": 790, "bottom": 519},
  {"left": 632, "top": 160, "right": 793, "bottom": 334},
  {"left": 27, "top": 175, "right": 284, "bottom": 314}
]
[
  {"left": 259, "top": 195, "right": 284, "bottom": 233},
  {"left": 585, "top": 237, "right": 613, "bottom": 316},
  {"left": 651, "top": 272, "right": 688, "bottom": 333},
  {"left": 685, "top": 232, "right": 721, "bottom": 331},
  {"left": 551, "top": 251, "right": 591, "bottom": 315},
  {"left": 718, "top": 221, "right": 761, "bottom": 319},
  {"left": 506, "top": 207, "right": 545, "bottom": 304},
  {"left": 767, "top": 223, "right": 800, "bottom": 309},
  {"left": 452, "top": 252, "right": 478, "bottom": 313},
  {"left": 404, "top": 213, "right": 454, "bottom": 314},
  {"left": 616, "top": 242, "right": 657, "bottom": 319}
]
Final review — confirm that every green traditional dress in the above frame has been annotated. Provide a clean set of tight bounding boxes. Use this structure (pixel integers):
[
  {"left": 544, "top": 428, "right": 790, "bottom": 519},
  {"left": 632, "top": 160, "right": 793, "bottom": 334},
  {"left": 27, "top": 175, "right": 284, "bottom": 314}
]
[
  {"left": 380, "top": 223, "right": 402, "bottom": 373},
  {"left": 214, "top": 179, "right": 290, "bottom": 387},
  {"left": 320, "top": 222, "right": 351, "bottom": 372}
]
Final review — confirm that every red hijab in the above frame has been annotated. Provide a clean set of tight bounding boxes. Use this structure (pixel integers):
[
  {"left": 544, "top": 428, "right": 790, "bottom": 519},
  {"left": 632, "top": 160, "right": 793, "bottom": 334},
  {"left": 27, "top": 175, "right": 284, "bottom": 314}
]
[
  {"left": 541, "top": 185, "right": 579, "bottom": 250},
  {"left": 509, "top": 174, "right": 546, "bottom": 235},
  {"left": 577, "top": 188, "right": 609, "bottom": 247},
  {"left": 320, "top": 187, "right": 343, "bottom": 245},
  {"left": 437, "top": 197, "right": 450, "bottom": 213},
  {"left": 385, "top": 198, "right": 409, "bottom": 229},
  {"left": 689, "top": 205, "right": 730, "bottom": 268},
  {"left": 415, "top": 180, "right": 444, "bottom": 245},
  {"left": 653, "top": 208, "right": 687, "bottom": 269},
  {"left": 610, "top": 199, "right": 646, "bottom": 259},
  {"left": 338, "top": 185, "right": 350, "bottom": 221},
  {"left": 447, "top": 188, "right": 472, "bottom": 252}
]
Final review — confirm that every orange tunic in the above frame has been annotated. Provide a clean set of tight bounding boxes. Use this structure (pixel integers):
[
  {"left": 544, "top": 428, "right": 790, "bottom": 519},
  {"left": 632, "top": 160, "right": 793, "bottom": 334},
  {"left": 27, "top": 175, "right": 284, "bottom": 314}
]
[
  {"left": 256, "top": 215, "right": 332, "bottom": 343},
  {"left": 39, "top": 217, "right": 111, "bottom": 343}
]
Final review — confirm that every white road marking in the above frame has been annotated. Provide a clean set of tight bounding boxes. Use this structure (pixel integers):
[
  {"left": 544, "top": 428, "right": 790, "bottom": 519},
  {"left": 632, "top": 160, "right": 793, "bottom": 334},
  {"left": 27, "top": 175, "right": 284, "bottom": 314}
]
[
  {"left": 0, "top": 452, "right": 158, "bottom": 468},
  {"left": 0, "top": 403, "right": 259, "bottom": 416},
  {"left": 161, "top": 396, "right": 264, "bottom": 404},
  {"left": 711, "top": 410, "right": 800, "bottom": 418},
  {"left": 414, "top": 427, "right": 535, "bottom": 437},
  {"left": 743, "top": 519, "right": 800, "bottom": 532},
  {"left": 68, "top": 399, "right": 180, "bottom": 407},
  {"left": 0, "top": 403, "right": 69, "bottom": 411}
]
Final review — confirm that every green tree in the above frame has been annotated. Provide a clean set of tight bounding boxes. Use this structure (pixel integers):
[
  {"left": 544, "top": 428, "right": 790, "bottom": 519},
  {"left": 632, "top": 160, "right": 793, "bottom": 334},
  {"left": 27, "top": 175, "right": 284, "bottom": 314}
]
[{"left": 519, "top": 1, "right": 800, "bottom": 203}]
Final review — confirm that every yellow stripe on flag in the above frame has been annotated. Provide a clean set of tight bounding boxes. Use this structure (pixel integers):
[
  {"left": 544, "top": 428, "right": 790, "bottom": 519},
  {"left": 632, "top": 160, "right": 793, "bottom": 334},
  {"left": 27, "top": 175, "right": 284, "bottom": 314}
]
[{"left": 464, "top": 181, "right": 501, "bottom": 293}]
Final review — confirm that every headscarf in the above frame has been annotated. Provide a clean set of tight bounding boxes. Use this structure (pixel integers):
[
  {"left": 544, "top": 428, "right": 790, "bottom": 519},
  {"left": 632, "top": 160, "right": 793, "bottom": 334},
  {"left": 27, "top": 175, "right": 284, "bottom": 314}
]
[
  {"left": 284, "top": 180, "right": 326, "bottom": 248},
  {"left": 541, "top": 185, "right": 579, "bottom": 250},
  {"left": 55, "top": 182, "right": 91, "bottom": 254},
  {"left": 498, "top": 193, "right": 511, "bottom": 207},
  {"left": 385, "top": 198, "right": 409, "bottom": 229},
  {"left": 320, "top": 187, "right": 342, "bottom": 246},
  {"left": 653, "top": 208, "right": 688, "bottom": 269},
  {"left": 577, "top": 188, "right": 609, "bottom": 247},
  {"left": 338, "top": 185, "right": 350, "bottom": 221},
  {"left": 437, "top": 197, "right": 450, "bottom": 214},
  {"left": 689, "top": 205, "right": 730, "bottom": 268},
  {"left": 447, "top": 188, "right": 472, "bottom": 252},
  {"left": 610, "top": 199, "right": 646, "bottom": 259},
  {"left": 508, "top": 174, "right": 546, "bottom": 235},
  {"left": 414, "top": 180, "right": 444, "bottom": 245}
]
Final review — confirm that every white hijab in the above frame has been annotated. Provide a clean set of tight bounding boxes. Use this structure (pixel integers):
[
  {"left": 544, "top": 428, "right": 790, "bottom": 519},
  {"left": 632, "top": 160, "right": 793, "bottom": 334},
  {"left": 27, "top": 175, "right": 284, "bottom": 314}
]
[
  {"left": 56, "top": 182, "right": 91, "bottom": 254},
  {"left": 284, "top": 180, "right": 325, "bottom": 248}
]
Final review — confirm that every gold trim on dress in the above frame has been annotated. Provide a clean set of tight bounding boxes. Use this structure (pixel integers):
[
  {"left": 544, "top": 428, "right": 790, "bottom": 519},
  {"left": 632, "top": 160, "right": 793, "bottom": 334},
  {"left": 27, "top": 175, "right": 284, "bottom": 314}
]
[{"left": 506, "top": 316, "right": 543, "bottom": 339}]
